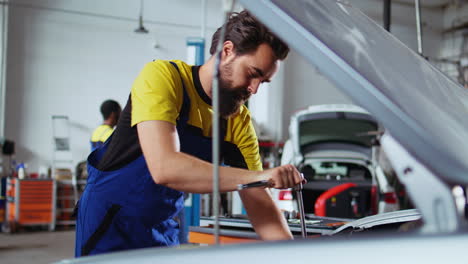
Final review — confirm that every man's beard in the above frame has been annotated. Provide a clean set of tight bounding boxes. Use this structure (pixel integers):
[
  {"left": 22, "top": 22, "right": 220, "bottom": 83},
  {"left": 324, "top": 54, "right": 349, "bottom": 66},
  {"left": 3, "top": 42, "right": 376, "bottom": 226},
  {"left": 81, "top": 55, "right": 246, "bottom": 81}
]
[{"left": 218, "top": 62, "right": 251, "bottom": 118}]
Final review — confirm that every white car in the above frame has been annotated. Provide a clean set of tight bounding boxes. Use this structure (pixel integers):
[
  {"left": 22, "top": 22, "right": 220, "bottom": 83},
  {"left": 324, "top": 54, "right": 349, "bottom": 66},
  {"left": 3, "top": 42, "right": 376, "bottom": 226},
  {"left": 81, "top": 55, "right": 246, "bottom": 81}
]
[{"left": 272, "top": 104, "right": 399, "bottom": 218}]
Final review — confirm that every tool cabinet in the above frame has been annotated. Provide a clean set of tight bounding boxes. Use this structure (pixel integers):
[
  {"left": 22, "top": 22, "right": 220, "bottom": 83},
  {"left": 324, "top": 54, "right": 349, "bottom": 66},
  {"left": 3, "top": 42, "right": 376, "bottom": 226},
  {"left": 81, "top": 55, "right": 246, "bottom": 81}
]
[{"left": 5, "top": 178, "right": 55, "bottom": 232}]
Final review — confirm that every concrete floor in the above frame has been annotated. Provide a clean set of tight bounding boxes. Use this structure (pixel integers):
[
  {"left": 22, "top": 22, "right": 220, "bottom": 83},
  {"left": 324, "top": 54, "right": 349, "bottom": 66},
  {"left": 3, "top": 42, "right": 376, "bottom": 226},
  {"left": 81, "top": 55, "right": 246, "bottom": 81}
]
[{"left": 0, "top": 230, "right": 75, "bottom": 264}]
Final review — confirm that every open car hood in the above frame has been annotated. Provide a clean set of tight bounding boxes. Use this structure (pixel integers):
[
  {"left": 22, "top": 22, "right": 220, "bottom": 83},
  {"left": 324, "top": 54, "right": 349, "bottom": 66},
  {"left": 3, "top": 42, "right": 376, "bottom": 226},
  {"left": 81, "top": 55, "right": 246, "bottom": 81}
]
[{"left": 240, "top": 0, "right": 468, "bottom": 185}]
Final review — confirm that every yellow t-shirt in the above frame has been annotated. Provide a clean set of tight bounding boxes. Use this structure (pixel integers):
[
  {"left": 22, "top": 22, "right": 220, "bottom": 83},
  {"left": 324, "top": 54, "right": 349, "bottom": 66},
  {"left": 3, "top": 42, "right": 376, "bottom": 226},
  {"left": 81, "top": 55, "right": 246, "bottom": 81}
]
[
  {"left": 130, "top": 60, "right": 262, "bottom": 171},
  {"left": 91, "top": 124, "right": 113, "bottom": 143}
]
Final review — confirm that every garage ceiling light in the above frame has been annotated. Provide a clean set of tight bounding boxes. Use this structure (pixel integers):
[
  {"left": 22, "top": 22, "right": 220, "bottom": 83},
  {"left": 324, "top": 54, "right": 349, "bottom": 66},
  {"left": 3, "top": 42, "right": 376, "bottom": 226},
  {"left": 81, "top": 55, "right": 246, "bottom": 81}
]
[{"left": 135, "top": 0, "right": 148, "bottom": 34}]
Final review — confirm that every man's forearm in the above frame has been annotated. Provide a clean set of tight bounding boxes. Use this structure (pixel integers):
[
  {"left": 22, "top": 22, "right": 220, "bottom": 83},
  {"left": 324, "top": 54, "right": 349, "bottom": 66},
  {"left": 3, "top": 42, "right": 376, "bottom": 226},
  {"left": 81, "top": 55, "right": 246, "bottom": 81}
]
[
  {"left": 240, "top": 188, "right": 293, "bottom": 241},
  {"left": 151, "top": 151, "right": 262, "bottom": 193}
]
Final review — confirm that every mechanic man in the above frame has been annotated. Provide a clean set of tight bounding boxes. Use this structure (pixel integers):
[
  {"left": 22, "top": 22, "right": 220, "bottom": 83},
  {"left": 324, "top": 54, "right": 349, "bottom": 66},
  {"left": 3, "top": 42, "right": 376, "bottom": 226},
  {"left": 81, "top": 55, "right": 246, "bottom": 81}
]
[
  {"left": 90, "top": 99, "right": 121, "bottom": 151},
  {"left": 75, "top": 10, "right": 303, "bottom": 257}
]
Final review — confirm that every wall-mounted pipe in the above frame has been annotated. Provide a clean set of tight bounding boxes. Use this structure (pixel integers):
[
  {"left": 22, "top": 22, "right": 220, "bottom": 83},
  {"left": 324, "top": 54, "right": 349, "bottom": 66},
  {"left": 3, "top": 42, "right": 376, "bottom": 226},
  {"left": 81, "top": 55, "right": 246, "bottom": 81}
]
[
  {"left": 0, "top": 0, "right": 8, "bottom": 139},
  {"left": 415, "top": 0, "right": 423, "bottom": 55},
  {"left": 201, "top": 0, "right": 206, "bottom": 39},
  {"left": 383, "top": 0, "right": 391, "bottom": 32}
]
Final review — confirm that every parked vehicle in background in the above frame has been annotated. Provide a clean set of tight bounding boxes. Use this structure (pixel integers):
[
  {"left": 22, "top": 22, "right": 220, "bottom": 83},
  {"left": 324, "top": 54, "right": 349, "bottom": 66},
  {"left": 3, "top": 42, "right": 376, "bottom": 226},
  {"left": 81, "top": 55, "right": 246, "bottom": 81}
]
[{"left": 273, "top": 104, "right": 400, "bottom": 218}]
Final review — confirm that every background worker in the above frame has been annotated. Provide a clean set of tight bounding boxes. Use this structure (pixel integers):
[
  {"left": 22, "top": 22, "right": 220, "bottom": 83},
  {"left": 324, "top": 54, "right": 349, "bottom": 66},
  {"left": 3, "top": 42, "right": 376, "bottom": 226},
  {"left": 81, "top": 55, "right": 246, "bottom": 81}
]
[
  {"left": 75, "top": 10, "right": 303, "bottom": 257},
  {"left": 90, "top": 99, "right": 121, "bottom": 151}
]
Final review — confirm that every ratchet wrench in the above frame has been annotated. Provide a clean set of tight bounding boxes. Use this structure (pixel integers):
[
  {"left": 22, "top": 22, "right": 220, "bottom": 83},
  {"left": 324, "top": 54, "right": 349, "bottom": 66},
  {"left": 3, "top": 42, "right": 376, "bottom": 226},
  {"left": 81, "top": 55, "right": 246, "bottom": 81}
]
[
  {"left": 237, "top": 180, "right": 270, "bottom": 190},
  {"left": 237, "top": 174, "right": 307, "bottom": 239},
  {"left": 295, "top": 173, "right": 307, "bottom": 238}
]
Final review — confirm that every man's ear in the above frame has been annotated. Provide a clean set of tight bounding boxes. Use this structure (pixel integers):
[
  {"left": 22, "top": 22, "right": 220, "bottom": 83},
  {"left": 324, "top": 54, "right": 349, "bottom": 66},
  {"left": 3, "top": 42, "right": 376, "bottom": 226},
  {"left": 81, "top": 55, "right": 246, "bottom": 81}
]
[{"left": 221, "top": 40, "right": 236, "bottom": 62}]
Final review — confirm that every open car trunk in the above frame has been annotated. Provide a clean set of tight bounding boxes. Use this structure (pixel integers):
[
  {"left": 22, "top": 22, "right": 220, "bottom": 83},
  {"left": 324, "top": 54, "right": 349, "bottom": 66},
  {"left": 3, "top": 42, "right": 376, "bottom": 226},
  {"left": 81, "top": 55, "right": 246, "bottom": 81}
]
[{"left": 284, "top": 105, "right": 380, "bottom": 218}]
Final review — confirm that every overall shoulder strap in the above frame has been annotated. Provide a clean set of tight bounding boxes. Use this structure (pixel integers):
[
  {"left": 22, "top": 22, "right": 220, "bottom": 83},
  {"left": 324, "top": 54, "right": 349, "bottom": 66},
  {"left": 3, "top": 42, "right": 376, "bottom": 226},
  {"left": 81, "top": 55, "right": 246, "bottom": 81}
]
[
  {"left": 170, "top": 61, "right": 227, "bottom": 142},
  {"left": 219, "top": 117, "right": 227, "bottom": 142},
  {"left": 169, "top": 61, "right": 190, "bottom": 126}
]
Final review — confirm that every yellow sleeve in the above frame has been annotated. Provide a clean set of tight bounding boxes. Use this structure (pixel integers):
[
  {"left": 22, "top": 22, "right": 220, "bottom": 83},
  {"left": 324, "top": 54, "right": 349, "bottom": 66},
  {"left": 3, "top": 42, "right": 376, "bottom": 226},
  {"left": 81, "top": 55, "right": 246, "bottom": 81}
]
[
  {"left": 91, "top": 125, "right": 113, "bottom": 143},
  {"left": 231, "top": 107, "right": 263, "bottom": 171},
  {"left": 100, "top": 127, "right": 114, "bottom": 142},
  {"left": 90, "top": 126, "right": 101, "bottom": 142},
  {"left": 131, "top": 60, "right": 183, "bottom": 127}
]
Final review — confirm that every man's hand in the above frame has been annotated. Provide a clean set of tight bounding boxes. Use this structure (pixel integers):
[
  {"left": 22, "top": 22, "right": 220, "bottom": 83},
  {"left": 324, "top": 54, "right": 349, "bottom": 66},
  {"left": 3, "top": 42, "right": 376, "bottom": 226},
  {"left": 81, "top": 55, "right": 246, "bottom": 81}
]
[
  {"left": 240, "top": 164, "right": 305, "bottom": 241},
  {"left": 261, "top": 164, "right": 305, "bottom": 189}
]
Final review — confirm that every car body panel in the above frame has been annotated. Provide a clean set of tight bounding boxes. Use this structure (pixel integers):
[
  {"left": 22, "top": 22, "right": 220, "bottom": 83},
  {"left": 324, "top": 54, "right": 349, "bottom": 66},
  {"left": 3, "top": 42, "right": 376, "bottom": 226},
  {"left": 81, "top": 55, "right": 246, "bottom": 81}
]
[
  {"left": 332, "top": 209, "right": 421, "bottom": 234},
  {"left": 56, "top": 231, "right": 468, "bottom": 264}
]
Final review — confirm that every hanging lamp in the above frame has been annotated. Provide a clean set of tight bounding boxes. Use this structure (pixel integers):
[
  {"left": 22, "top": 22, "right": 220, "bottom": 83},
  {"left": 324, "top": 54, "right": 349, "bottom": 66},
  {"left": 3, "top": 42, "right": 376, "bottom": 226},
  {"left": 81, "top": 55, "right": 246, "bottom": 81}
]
[{"left": 135, "top": 0, "right": 148, "bottom": 33}]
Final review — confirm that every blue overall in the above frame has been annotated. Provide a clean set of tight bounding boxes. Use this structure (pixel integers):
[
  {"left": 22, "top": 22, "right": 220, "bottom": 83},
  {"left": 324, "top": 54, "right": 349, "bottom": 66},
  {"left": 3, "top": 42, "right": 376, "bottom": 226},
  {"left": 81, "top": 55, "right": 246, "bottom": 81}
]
[
  {"left": 75, "top": 62, "right": 222, "bottom": 257},
  {"left": 90, "top": 140, "right": 104, "bottom": 152}
]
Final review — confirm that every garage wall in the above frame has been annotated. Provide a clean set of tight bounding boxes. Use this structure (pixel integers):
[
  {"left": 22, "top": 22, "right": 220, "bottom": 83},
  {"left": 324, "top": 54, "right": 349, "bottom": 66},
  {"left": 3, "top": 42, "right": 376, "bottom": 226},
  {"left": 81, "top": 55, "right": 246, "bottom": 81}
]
[
  {"left": 5, "top": 0, "right": 222, "bottom": 172},
  {"left": 437, "top": 3, "right": 468, "bottom": 81}
]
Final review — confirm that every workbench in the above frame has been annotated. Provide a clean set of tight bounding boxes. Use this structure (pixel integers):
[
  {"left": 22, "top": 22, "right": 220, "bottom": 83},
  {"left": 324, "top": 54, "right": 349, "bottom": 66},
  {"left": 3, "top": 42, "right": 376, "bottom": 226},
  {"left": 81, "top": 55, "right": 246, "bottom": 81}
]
[{"left": 189, "top": 215, "right": 352, "bottom": 244}]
